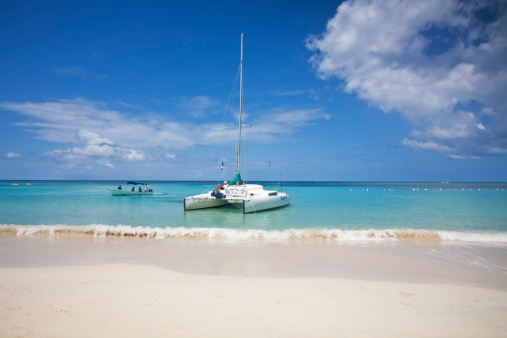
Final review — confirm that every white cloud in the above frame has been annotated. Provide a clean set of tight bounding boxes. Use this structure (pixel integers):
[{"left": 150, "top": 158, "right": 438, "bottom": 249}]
[
  {"left": 205, "top": 107, "right": 331, "bottom": 143},
  {"left": 307, "top": 0, "right": 507, "bottom": 159},
  {"left": 75, "top": 129, "right": 113, "bottom": 146},
  {"left": 253, "top": 108, "right": 331, "bottom": 140},
  {"left": 449, "top": 154, "right": 481, "bottom": 160},
  {"left": 1, "top": 97, "right": 329, "bottom": 170},
  {"left": 46, "top": 129, "right": 146, "bottom": 168},
  {"left": 5, "top": 152, "right": 21, "bottom": 158},
  {"left": 96, "top": 159, "right": 114, "bottom": 168},
  {"left": 401, "top": 138, "right": 453, "bottom": 153},
  {"left": 121, "top": 149, "right": 145, "bottom": 161},
  {"left": 0, "top": 98, "right": 194, "bottom": 149}
]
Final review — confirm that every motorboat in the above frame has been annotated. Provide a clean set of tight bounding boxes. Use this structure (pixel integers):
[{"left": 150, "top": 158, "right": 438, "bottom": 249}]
[
  {"left": 184, "top": 34, "right": 290, "bottom": 214},
  {"left": 108, "top": 181, "right": 153, "bottom": 196}
]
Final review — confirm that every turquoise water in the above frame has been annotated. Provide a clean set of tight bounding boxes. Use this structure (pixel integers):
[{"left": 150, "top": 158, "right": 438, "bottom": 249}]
[{"left": 1, "top": 181, "right": 507, "bottom": 242}]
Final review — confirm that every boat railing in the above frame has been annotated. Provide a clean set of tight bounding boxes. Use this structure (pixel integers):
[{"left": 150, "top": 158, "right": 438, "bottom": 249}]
[{"left": 265, "top": 184, "right": 288, "bottom": 193}]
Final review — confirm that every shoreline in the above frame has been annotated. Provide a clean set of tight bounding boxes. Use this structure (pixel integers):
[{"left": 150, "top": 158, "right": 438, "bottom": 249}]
[
  {"left": 3, "top": 224, "right": 507, "bottom": 244},
  {"left": 1, "top": 235, "right": 507, "bottom": 337}
]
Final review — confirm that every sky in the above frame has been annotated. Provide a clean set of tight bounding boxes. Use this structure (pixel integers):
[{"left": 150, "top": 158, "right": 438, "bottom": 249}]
[{"left": 1, "top": 0, "right": 506, "bottom": 182}]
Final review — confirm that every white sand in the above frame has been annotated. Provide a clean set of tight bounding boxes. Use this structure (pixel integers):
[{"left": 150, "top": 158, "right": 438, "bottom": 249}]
[
  {"left": 1, "top": 235, "right": 507, "bottom": 337},
  {"left": 1, "top": 264, "right": 507, "bottom": 337}
]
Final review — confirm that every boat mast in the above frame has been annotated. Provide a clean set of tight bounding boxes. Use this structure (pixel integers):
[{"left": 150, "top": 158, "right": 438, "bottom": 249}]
[{"left": 236, "top": 33, "right": 244, "bottom": 176}]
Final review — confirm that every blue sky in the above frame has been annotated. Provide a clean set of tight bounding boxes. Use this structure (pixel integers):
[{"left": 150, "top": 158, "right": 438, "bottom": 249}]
[{"left": 1, "top": 0, "right": 506, "bottom": 181}]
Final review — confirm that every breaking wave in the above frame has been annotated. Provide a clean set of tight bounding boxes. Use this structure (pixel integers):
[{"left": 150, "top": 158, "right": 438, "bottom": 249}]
[{"left": 1, "top": 224, "right": 507, "bottom": 244}]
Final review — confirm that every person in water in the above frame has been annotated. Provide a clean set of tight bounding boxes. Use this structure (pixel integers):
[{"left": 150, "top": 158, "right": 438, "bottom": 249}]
[{"left": 118, "top": 185, "right": 122, "bottom": 190}]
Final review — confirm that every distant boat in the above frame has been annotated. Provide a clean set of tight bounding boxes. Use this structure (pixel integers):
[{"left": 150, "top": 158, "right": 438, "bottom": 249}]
[
  {"left": 108, "top": 182, "right": 153, "bottom": 196},
  {"left": 26, "top": 182, "right": 31, "bottom": 185},
  {"left": 12, "top": 183, "right": 19, "bottom": 186},
  {"left": 184, "top": 34, "right": 290, "bottom": 214}
]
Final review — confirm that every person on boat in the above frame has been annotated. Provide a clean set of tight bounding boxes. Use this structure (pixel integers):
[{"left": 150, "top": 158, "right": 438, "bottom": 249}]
[
  {"left": 138, "top": 187, "right": 142, "bottom": 192},
  {"left": 144, "top": 184, "right": 149, "bottom": 192},
  {"left": 118, "top": 185, "right": 122, "bottom": 190},
  {"left": 211, "top": 188, "right": 226, "bottom": 199},
  {"left": 131, "top": 187, "right": 135, "bottom": 192},
  {"left": 216, "top": 183, "right": 224, "bottom": 190}
]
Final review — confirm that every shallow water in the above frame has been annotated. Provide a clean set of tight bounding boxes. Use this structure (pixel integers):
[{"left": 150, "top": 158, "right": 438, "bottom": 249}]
[{"left": 1, "top": 181, "right": 506, "bottom": 244}]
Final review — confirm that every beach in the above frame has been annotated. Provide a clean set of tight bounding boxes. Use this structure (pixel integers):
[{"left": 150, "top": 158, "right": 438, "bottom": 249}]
[
  {"left": 1, "top": 234, "right": 507, "bottom": 337},
  {"left": 1, "top": 181, "right": 506, "bottom": 336}
]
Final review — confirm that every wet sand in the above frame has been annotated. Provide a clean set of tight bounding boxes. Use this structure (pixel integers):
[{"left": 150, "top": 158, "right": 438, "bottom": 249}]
[{"left": 1, "top": 235, "right": 507, "bottom": 337}]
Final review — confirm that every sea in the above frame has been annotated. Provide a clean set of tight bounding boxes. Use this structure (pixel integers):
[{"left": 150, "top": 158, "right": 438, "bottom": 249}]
[{"left": 1, "top": 180, "right": 506, "bottom": 244}]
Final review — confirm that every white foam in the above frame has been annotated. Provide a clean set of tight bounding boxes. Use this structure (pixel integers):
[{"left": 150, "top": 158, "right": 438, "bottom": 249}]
[
  {"left": 437, "top": 231, "right": 507, "bottom": 242},
  {"left": 2, "top": 224, "right": 507, "bottom": 244}
]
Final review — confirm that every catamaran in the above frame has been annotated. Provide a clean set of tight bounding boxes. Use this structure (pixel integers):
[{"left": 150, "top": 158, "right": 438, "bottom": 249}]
[
  {"left": 184, "top": 34, "right": 290, "bottom": 214},
  {"left": 108, "top": 182, "right": 153, "bottom": 196}
]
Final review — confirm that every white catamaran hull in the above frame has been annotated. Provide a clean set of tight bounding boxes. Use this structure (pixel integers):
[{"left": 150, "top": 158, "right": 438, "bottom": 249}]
[
  {"left": 184, "top": 184, "right": 289, "bottom": 214},
  {"left": 108, "top": 188, "right": 153, "bottom": 196},
  {"left": 243, "top": 192, "right": 290, "bottom": 213},
  {"left": 184, "top": 193, "right": 232, "bottom": 210}
]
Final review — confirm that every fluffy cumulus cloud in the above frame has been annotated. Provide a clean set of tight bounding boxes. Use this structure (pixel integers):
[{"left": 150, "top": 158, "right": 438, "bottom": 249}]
[
  {"left": 307, "top": 0, "right": 507, "bottom": 159},
  {"left": 0, "top": 98, "right": 180, "bottom": 169},
  {"left": 46, "top": 129, "right": 146, "bottom": 169}
]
